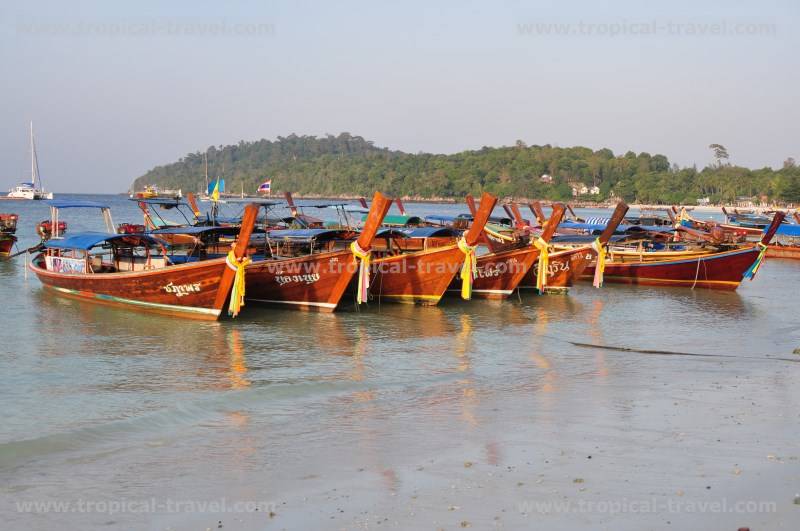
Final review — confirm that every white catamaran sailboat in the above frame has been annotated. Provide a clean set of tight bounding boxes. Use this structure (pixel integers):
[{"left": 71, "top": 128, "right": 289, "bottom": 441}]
[{"left": 7, "top": 122, "right": 54, "bottom": 200}]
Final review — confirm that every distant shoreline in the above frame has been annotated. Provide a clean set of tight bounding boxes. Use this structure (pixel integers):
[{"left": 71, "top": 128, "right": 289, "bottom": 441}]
[{"left": 105, "top": 191, "right": 795, "bottom": 213}]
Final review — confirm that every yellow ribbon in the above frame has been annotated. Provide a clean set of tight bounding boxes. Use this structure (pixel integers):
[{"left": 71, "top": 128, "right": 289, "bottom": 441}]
[
  {"left": 533, "top": 237, "right": 549, "bottom": 294},
  {"left": 457, "top": 237, "right": 477, "bottom": 300},
  {"left": 743, "top": 242, "right": 768, "bottom": 280},
  {"left": 226, "top": 250, "right": 252, "bottom": 317},
  {"left": 350, "top": 241, "right": 371, "bottom": 304},
  {"left": 590, "top": 237, "right": 607, "bottom": 288}
]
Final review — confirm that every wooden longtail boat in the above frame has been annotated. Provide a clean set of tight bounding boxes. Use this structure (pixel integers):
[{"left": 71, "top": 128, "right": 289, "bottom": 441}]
[
  {"left": 0, "top": 234, "right": 15, "bottom": 257},
  {"left": 29, "top": 204, "right": 260, "bottom": 319},
  {"left": 765, "top": 244, "right": 800, "bottom": 260},
  {"left": 766, "top": 222, "right": 800, "bottom": 259},
  {"left": 519, "top": 202, "right": 630, "bottom": 292},
  {"left": 0, "top": 213, "right": 18, "bottom": 257},
  {"left": 242, "top": 192, "right": 392, "bottom": 312},
  {"left": 581, "top": 212, "right": 785, "bottom": 290},
  {"left": 367, "top": 192, "right": 498, "bottom": 305},
  {"left": 445, "top": 201, "right": 565, "bottom": 299}
]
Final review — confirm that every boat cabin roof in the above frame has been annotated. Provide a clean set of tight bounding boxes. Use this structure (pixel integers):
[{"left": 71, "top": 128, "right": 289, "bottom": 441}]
[
  {"left": 46, "top": 200, "right": 111, "bottom": 210},
  {"left": 131, "top": 198, "right": 189, "bottom": 208},
  {"left": 225, "top": 198, "right": 283, "bottom": 206},
  {"left": 268, "top": 228, "right": 352, "bottom": 242},
  {"left": 455, "top": 214, "right": 513, "bottom": 226},
  {"left": 559, "top": 220, "right": 676, "bottom": 234},
  {"left": 148, "top": 226, "right": 242, "bottom": 236},
  {"left": 776, "top": 224, "right": 800, "bottom": 237},
  {"left": 367, "top": 214, "right": 423, "bottom": 226},
  {"left": 44, "top": 232, "right": 165, "bottom": 251},
  {"left": 296, "top": 202, "right": 349, "bottom": 209},
  {"left": 374, "top": 228, "right": 412, "bottom": 238},
  {"left": 551, "top": 234, "right": 627, "bottom": 244},
  {"left": 402, "top": 227, "right": 459, "bottom": 238}
]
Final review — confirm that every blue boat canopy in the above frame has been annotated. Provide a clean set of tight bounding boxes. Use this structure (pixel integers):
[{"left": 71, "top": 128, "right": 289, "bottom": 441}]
[
  {"left": 402, "top": 227, "right": 460, "bottom": 238},
  {"left": 424, "top": 214, "right": 457, "bottom": 224},
  {"left": 268, "top": 228, "right": 351, "bottom": 240},
  {"left": 130, "top": 198, "right": 188, "bottom": 207},
  {"left": 296, "top": 203, "right": 348, "bottom": 208},
  {"left": 559, "top": 221, "right": 676, "bottom": 234},
  {"left": 375, "top": 228, "right": 409, "bottom": 238},
  {"left": 44, "top": 232, "right": 165, "bottom": 250},
  {"left": 224, "top": 198, "right": 282, "bottom": 206},
  {"left": 776, "top": 224, "right": 800, "bottom": 237},
  {"left": 149, "top": 226, "right": 239, "bottom": 235},
  {"left": 551, "top": 234, "right": 627, "bottom": 244},
  {"left": 45, "top": 200, "right": 111, "bottom": 209}
]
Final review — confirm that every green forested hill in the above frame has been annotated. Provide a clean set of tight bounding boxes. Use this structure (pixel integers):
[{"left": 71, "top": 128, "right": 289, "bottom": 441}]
[{"left": 132, "top": 133, "right": 800, "bottom": 204}]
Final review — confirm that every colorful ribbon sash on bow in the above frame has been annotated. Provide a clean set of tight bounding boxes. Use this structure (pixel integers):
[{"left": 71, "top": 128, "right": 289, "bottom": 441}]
[
  {"left": 743, "top": 242, "right": 768, "bottom": 280},
  {"left": 533, "top": 237, "right": 549, "bottom": 294},
  {"left": 590, "top": 237, "right": 607, "bottom": 288},
  {"left": 226, "top": 251, "right": 252, "bottom": 317},
  {"left": 350, "top": 241, "right": 371, "bottom": 303},
  {"left": 457, "top": 237, "right": 477, "bottom": 300}
]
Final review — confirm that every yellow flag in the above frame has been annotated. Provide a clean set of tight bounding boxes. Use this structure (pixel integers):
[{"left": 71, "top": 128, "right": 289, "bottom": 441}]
[{"left": 211, "top": 179, "right": 220, "bottom": 202}]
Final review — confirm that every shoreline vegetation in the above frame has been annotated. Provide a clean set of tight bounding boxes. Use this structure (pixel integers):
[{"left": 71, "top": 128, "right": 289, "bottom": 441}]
[{"left": 132, "top": 132, "right": 800, "bottom": 207}]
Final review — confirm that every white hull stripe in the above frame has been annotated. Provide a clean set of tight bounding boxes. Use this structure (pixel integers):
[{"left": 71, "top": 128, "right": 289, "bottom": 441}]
[
  {"left": 248, "top": 298, "right": 338, "bottom": 309},
  {"left": 49, "top": 286, "right": 221, "bottom": 316}
]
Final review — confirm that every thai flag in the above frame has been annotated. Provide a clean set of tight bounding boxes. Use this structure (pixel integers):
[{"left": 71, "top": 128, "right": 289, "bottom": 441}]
[{"left": 258, "top": 180, "right": 271, "bottom": 194}]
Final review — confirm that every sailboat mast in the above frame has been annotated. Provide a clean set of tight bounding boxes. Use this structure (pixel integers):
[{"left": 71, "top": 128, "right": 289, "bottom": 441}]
[
  {"left": 30, "top": 121, "right": 43, "bottom": 191},
  {"left": 204, "top": 152, "right": 209, "bottom": 193},
  {"left": 30, "top": 122, "right": 36, "bottom": 186}
]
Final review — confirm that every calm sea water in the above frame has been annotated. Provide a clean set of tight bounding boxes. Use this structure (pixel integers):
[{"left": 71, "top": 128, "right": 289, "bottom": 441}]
[{"left": 1, "top": 195, "right": 799, "bottom": 530}]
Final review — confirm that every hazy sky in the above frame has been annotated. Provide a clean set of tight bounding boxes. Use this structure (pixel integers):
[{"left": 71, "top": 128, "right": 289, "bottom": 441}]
[{"left": 1, "top": 0, "right": 798, "bottom": 192}]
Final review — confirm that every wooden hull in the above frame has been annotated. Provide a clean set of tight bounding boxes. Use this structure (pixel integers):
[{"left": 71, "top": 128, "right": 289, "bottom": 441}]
[
  {"left": 581, "top": 246, "right": 761, "bottom": 290},
  {"left": 720, "top": 223, "right": 762, "bottom": 236},
  {"left": 244, "top": 250, "right": 358, "bottom": 312},
  {"left": 369, "top": 245, "right": 465, "bottom": 305},
  {"left": 30, "top": 256, "right": 231, "bottom": 319},
  {"left": 446, "top": 245, "right": 539, "bottom": 299},
  {"left": 766, "top": 244, "right": 800, "bottom": 260},
  {"left": 0, "top": 234, "right": 15, "bottom": 257},
  {"left": 606, "top": 248, "right": 713, "bottom": 262},
  {"left": 520, "top": 246, "right": 595, "bottom": 291}
]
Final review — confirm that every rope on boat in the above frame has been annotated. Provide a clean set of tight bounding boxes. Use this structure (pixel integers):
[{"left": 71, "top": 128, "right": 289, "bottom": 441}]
[
  {"left": 743, "top": 242, "right": 768, "bottom": 281},
  {"left": 457, "top": 237, "right": 477, "bottom": 300},
  {"left": 533, "top": 237, "right": 549, "bottom": 294},
  {"left": 225, "top": 250, "right": 251, "bottom": 317},
  {"left": 350, "top": 241, "right": 371, "bottom": 304},
  {"left": 590, "top": 237, "right": 607, "bottom": 288},
  {"left": 691, "top": 255, "right": 702, "bottom": 290}
]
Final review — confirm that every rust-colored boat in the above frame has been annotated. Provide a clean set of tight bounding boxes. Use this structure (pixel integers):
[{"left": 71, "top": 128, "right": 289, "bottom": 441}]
[
  {"left": 29, "top": 205, "right": 260, "bottom": 319},
  {"left": 581, "top": 213, "right": 785, "bottom": 290},
  {"left": 520, "top": 201, "right": 630, "bottom": 292},
  {"left": 445, "top": 202, "right": 565, "bottom": 299},
  {"left": 242, "top": 192, "right": 393, "bottom": 312},
  {"left": 367, "top": 192, "right": 498, "bottom": 305},
  {"left": 0, "top": 213, "right": 17, "bottom": 257},
  {"left": 766, "top": 244, "right": 800, "bottom": 259},
  {"left": 766, "top": 220, "right": 800, "bottom": 259}
]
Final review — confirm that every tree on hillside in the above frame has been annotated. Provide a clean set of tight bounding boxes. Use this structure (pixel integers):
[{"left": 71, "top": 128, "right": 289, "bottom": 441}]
[{"left": 709, "top": 144, "right": 730, "bottom": 167}]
